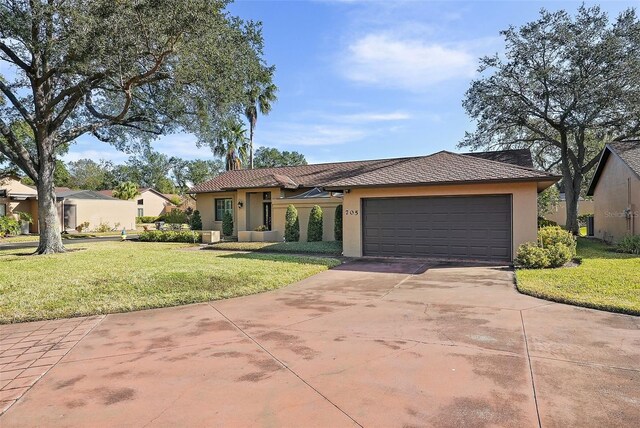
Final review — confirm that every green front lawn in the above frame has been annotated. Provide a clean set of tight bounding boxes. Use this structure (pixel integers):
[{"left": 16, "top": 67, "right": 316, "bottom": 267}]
[
  {"left": 0, "top": 241, "right": 340, "bottom": 323},
  {"left": 0, "top": 231, "right": 138, "bottom": 244},
  {"left": 207, "top": 240, "right": 343, "bottom": 255},
  {"left": 517, "top": 238, "right": 640, "bottom": 315}
]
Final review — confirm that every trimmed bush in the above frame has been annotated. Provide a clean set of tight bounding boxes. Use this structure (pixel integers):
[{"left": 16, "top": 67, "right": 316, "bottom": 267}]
[
  {"left": 136, "top": 216, "right": 159, "bottom": 224},
  {"left": 515, "top": 243, "right": 550, "bottom": 269},
  {"left": 222, "top": 211, "right": 234, "bottom": 237},
  {"left": 163, "top": 209, "right": 188, "bottom": 225},
  {"left": 190, "top": 210, "right": 202, "bottom": 231},
  {"left": 538, "top": 226, "right": 576, "bottom": 256},
  {"left": 138, "top": 230, "right": 201, "bottom": 243},
  {"left": 308, "top": 205, "right": 323, "bottom": 242},
  {"left": 94, "top": 222, "right": 111, "bottom": 233},
  {"left": 284, "top": 204, "right": 299, "bottom": 242},
  {"left": 617, "top": 235, "right": 640, "bottom": 255},
  {"left": 0, "top": 216, "right": 21, "bottom": 236},
  {"left": 546, "top": 243, "right": 573, "bottom": 268},
  {"left": 334, "top": 204, "right": 343, "bottom": 241},
  {"left": 537, "top": 217, "right": 558, "bottom": 228}
]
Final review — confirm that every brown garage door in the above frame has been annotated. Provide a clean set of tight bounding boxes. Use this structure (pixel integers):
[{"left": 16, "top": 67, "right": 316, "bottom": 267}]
[{"left": 362, "top": 195, "right": 512, "bottom": 261}]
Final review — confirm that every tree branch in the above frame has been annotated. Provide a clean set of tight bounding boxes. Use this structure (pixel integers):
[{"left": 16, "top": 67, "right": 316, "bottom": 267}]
[
  {"left": 0, "top": 80, "right": 36, "bottom": 129},
  {"left": 0, "top": 41, "right": 32, "bottom": 73},
  {"left": 0, "top": 117, "right": 38, "bottom": 179}
]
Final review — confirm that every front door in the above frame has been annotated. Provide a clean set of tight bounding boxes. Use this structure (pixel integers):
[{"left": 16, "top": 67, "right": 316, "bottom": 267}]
[{"left": 263, "top": 202, "right": 272, "bottom": 230}]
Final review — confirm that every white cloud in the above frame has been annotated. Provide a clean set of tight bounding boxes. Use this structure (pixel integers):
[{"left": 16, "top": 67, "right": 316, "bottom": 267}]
[
  {"left": 342, "top": 33, "right": 477, "bottom": 90},
  {"left": 330, "top": 111, "right": 412, "bottom": 123},
  {"left": 261, "top": 123, "right": 367, "bottom": 147}
]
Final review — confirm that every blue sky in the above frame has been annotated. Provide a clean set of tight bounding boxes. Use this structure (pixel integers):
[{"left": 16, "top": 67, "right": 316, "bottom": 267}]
[{"left": 64, "top": 0, "right": 632, "bottom": 165}]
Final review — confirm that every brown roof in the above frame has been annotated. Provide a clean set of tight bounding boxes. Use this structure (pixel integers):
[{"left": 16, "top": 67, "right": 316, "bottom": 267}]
[
  {"left": 97, "top": 190, "right": 114, "bottom": 197},
  {"left": 190, "top": 150, "right": 558, "bottom": 193},
  {"left": 464, "top": 149, "right": 534, "bottom": 168},
  {"left": 587, "top": 141, "right": 640, "bottom": 196}
]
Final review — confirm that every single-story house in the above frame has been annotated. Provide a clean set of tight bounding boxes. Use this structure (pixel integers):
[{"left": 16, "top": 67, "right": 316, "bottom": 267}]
[
  {"left": 1, "top": 177, "right": 136, "bottom": 233},
  {"left": 587, "top": 141, "right": 640, "bottom": 241},
  {"left": 0, "top": 176, "right": 39, "bottom": 231},
  {"left": 190, "top": 149, "right": 559, "bottom": 262},
  {"left": 56, "top": 190, "right": 136, "bottom": 231},
  {"left": 99, "top": 188, "right": 176, "bottom": 218}
]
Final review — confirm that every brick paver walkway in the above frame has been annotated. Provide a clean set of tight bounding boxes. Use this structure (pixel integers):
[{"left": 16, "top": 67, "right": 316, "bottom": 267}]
[{"left": 0, "top": 316, "right": 104, "bottom": 414}]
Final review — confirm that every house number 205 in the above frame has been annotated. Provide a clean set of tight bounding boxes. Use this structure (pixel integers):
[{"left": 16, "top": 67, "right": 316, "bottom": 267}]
[{"left": 345, "top": 209, "right": 359, "bottom": 215}]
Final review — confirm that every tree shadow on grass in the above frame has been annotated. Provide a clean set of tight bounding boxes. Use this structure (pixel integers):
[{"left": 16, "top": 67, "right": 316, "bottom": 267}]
[
  {"left": 216, "top": 251, "right": 341, "bottom": 267},
  {"left": 578, "top": 238, "right": 640, "bottom": 260}
]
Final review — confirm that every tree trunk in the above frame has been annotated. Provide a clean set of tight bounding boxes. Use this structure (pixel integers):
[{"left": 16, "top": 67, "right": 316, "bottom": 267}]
[
  {"left": 35, "top": 165, "right": 65, "bottom": 254},
  {"left": 249, "top": 123, "right": 254, "bottom": 169},
  {"left": 563, "top": 175, "right": 582, "bottom": 235}
]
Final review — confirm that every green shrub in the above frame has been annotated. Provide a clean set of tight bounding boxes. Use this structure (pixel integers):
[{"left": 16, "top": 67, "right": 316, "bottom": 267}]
[
  {"left": 546, "top": 243, "right": 573, "bottom": 268},
  {"left": 537, "top": 217, "right": 558, "bottom": 228},
  {"left": 307, "top": 205, "right": 323, "bottom": 242},
  {"left": 515, "top": 243, "right": 550, "bottom": 269},
  {"left": 138, "top": 230, "right": 201, "bottom": 243},
  {"left": 577, "top": 214, "right": 593, "bottom": 227},
  {"left": 222, "top": 211, "right": 234, "bottom": 237},
  {"left": 190, "top": 210, "right": 202, "bottom": 230},
  {"left": 334, "top": 204, "right": 343, "bottom": 241},
  {"left": 163, "top": 209, "right": 188, "bottom": 225},
  {"left": 136, "top": 216, "right": 159, "bottom": 224},
  {"left": 254, "top": 225, "right": 268, "bottom": 232},
  {"left": 94, "top": 222, "right": 111, "bottom": 233},
  {"left": 76, "top": 221, "right": 90, "bottom": 232},
  {"left": 617, "top": 235, "right": 640, "bottom": 255},
  {"left": 0, "top": 216, "right": 21, "bottom": 236},
  {"left": 15, "top": 211, "right": 33, "bottom": 223},
  {"left": 284, "top": 204, "right": 299, "bottom": 242},
  {"left": 538, "top": 226, "right": 576, "bottom": 256}
]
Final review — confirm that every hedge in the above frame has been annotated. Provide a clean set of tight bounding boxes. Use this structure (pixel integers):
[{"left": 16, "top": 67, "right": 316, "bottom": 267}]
[
  {"left": 138, "top": 230, "right": 201, "bottom": 243},
  {"left": 284, "top": 204, "right": 300, "bottom": 242}
]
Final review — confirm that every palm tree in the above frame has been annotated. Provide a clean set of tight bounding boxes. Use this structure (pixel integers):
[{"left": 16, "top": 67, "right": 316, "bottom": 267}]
[
  {"left": 112, "top": 181, "right": 139, "bottom": 200},
  {"left": 244, "top": 71, "right": 277, "bottom": 169},
  {"left": 214, "top": 121, "right": 249, "bottom": 171}
]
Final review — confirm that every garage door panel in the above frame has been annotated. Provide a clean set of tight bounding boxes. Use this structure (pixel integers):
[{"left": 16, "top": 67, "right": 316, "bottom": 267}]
[{"left": 362, "top": 195, "right": 512, "bottom": 261}]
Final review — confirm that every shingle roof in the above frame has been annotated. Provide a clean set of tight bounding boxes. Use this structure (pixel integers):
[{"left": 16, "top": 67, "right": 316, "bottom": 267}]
[
  {"left": 587, "top": 141, "right": 640, "bottom": 196},
  {"left": 56, "top": 190, "right": 119, "bottom": 200},
  {"left": 464, "top": 149, "right": 534, "bottom": 168},
  {"left": 189, "top": 150, "right": 558, "bottom": 193}
]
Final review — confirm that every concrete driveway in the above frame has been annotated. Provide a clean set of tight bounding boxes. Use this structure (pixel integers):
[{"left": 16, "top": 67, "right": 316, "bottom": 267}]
[{"left": 1, "top": 259, "right": 638, "bottom": 427}]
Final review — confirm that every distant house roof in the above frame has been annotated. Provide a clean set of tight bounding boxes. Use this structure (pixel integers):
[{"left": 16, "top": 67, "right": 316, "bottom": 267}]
[
  {"left": 587, "top": 141, "right": 640, "bottom": 196},
  {"left": 56, "top": 190, "right": 119, "bottom": 200},
  {"left": 189, "top": 150, "right": 558, "bottom": 194},
  {"left": 98, "top": 188, "right": 177, "bottom": 204}
]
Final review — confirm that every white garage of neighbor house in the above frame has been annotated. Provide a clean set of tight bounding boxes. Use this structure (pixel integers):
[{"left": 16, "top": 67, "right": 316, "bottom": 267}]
[{"left": 191, "top": 149, "right": 559, "bottom": 262}]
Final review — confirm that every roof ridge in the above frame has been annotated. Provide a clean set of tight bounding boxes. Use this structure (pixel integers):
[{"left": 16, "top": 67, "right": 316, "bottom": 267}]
[{"left": 451, "top": 151, "right": 553, "bottom": 176}]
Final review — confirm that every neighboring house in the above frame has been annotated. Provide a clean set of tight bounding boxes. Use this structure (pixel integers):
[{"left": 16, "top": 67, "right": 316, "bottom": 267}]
[
  {"left": 56, "top": 190, "right": 136, "bottom": 232},
  {"left": 99, "top": 188, "right": 176, "bottom": 218},
  {"left": 190, "top": 149, "right": 559, "bottom": 262},
  {"left": 0, "top": 176, "right": 39, "bottom": 232},
  {"left": 587, "top": 142, "right": 640, "bottom": 242},
  {"left": 0, "top": 177, "right": 136, "bottom": 233},
  {"left": 544, "top": 195, "right": 595, "bottom": 227}
]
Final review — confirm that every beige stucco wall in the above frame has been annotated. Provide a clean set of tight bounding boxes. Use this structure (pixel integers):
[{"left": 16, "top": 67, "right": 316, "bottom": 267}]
[
  {"left": 68, "top": 199, "right": 137, "bottom": 231},
  {"left": 592, "top": 154, "right": 639, "bottom": 241},
  {"left": 195, "top": 191, "right": 237, "bottom": 234},
  {"left": 272, "top": 198, "right": 342, "bottom": 242},
  {"left": 138, "top": 190, "right": 173, "bottom": 218},
  {"left": 341, "top": 182, "right": 539, "bottom": 260},
  {"left": 544, "top": 200, "right": 595, "bottom": 226}
]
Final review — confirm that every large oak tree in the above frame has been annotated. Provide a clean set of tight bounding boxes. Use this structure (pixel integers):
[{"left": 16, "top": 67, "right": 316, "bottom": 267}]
[
  {"left": 460, "top": 6, "right": 640, "bottom": 233},
  {"left": 0, "top": 0, "right": 271, "bottom": 253}
]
